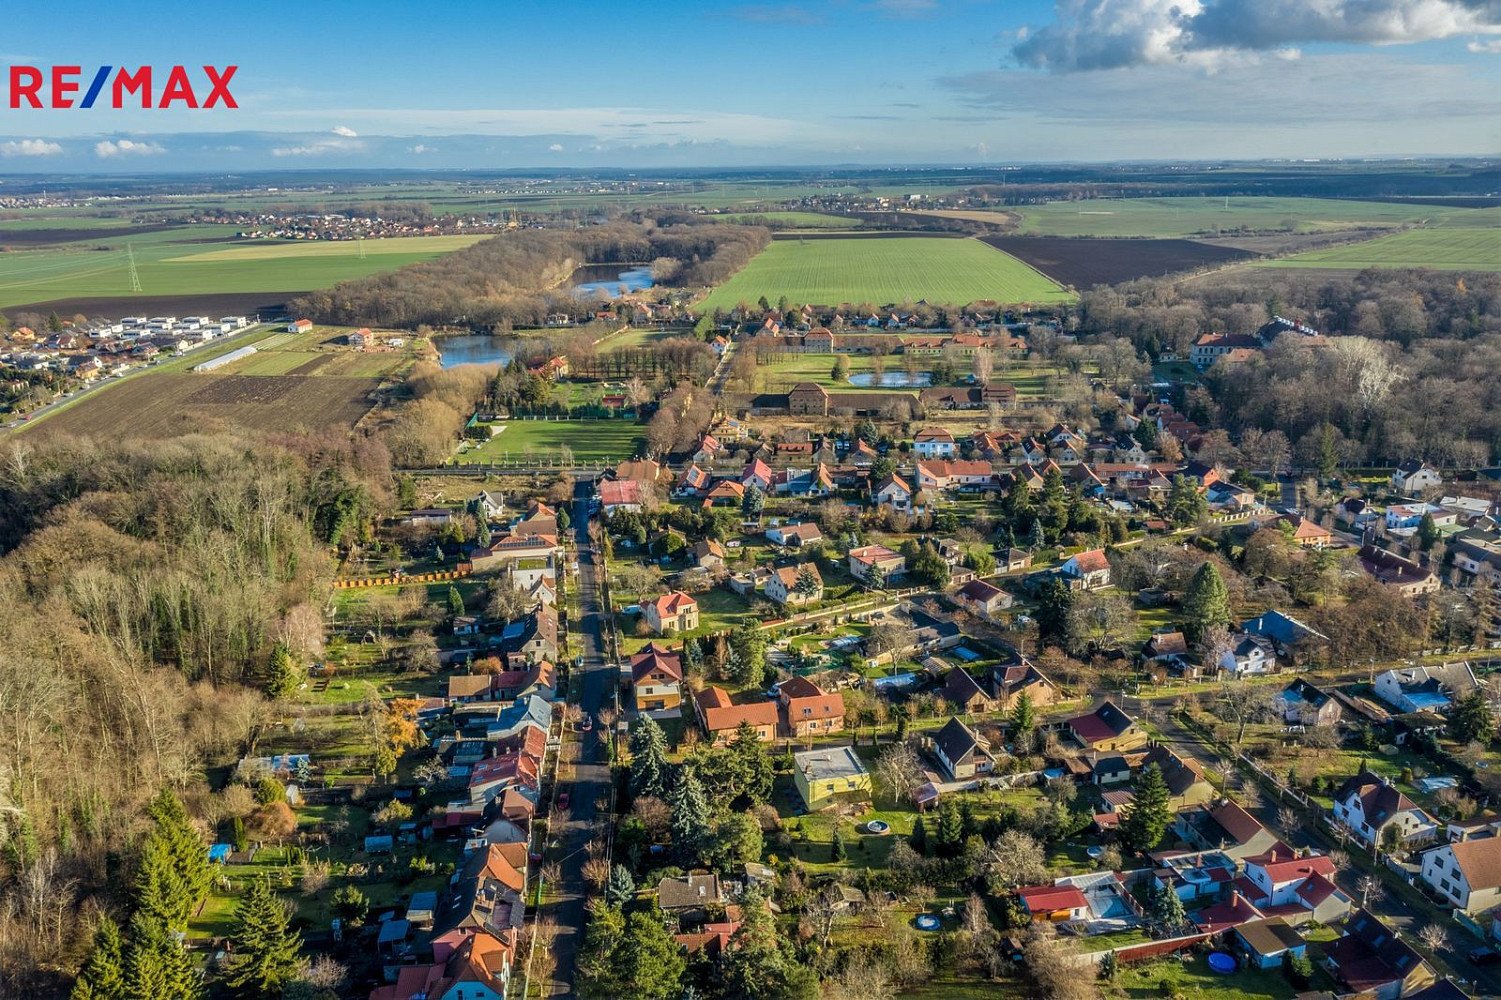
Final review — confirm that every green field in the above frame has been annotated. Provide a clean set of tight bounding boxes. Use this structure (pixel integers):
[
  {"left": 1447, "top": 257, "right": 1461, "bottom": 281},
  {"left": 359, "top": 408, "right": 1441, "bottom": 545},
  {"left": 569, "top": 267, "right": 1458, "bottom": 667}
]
[
  {"left": 0, "top": 228, "right": 489, "bottom": 309},
  {"left": 698, "top": 237, "right": 1073, "bottom": 310},
  {"left": 988, "top": 197, "right": 1495, "bottom": 238},
  {"left": 1261, "top": 227, "right": 1501, "bottom": 271},
  {"left": 716, "top": 211, "right": 862, "bottom": 229},
  {"left": 456, "top": 419, "right": 644, "bottom": 465}
]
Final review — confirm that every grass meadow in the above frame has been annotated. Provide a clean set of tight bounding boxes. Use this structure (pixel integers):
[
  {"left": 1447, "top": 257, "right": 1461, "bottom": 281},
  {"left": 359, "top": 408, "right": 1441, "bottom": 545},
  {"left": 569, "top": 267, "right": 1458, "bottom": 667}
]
[
  {"left": 697, "top": 237, "right": 1073, "bottom": 311},
  {"left": 1001, "top": 197, "right": 1493, "bottom": 238},
  {"left": 456, "top": 419, "right": 645, "bottom": 465},
  {"left": 1261, "top": 227, "right": 1501, "bottom": 271}
]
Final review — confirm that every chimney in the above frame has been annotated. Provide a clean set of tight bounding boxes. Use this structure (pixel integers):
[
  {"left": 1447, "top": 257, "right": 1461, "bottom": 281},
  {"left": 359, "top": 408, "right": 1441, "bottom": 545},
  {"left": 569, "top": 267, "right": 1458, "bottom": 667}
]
[{"left": 1231, "top": 890, "right": 1242, "bottom": 908}]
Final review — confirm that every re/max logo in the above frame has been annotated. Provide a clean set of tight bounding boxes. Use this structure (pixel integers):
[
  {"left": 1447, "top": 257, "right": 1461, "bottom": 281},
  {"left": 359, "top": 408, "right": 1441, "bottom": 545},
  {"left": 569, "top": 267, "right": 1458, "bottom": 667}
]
[{"left": 7, "top": 66, "right": 238, "bottom": 109}]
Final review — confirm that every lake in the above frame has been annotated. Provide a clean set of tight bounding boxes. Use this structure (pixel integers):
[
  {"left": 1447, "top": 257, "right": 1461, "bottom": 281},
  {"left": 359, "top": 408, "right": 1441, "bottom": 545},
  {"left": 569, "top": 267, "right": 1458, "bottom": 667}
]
[
  {"left": 573, "top": 264, "right": 654, "bottom": 298},
  {"left": 438, "top": 335, "right": 514, "bottom": 369},
  {"left": 848, "top": 371, "right": 932, "bottom": 387}
]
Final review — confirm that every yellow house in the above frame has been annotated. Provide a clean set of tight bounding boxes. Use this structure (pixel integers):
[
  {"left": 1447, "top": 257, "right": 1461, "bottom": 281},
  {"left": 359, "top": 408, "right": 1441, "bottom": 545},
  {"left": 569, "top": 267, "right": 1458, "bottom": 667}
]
[{"left": 792, "top": 746, "right": 871, "bottom": 811}]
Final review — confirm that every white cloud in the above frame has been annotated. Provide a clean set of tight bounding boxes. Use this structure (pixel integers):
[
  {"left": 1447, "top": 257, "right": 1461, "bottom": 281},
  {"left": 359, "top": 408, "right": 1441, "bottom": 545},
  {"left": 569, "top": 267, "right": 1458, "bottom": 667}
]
[
  {"left": 1014, "top": 0, "right": 1501, "bottom": 72},
  {"left": 548, "top": 143, "right": 564, "bottom": 151},
  {"left": 0, "top": 138, "right": 62, "bottom": 157},
  {"left": 95, "top": 139, "right": 164, "bottom": 158},
  {"left": 1469, "top": 37, "right": 1501, "bottom": 50},
  {"left": 331, "top": 125, "right": 358, "bottom": 137},
  {"left": 272, "top": 137, "right": 364, "bottom": 157},
  {"left": 408, "top": 144, "right": 433, "bottom": 154}
]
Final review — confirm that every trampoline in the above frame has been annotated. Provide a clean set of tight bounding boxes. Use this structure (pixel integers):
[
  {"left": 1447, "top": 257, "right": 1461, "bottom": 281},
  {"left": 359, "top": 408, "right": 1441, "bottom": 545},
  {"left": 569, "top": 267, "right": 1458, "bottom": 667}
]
[{"left": 914, "top": 914, "right": 941, "bottom": 931}]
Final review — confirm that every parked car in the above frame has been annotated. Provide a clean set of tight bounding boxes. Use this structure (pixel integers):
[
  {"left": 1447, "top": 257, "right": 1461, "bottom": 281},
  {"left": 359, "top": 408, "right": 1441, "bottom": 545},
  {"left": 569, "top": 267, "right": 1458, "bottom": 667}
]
[
  {"left": 557, "top": 791, "right": 570, "bottom": 809},
  {"left": 1469, "top": 946, "right": 1500, "bottom": 966}
]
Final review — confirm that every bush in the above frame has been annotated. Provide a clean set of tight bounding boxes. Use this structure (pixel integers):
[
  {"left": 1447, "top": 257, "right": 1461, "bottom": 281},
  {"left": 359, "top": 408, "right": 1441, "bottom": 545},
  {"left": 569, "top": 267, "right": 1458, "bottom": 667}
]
[
  {"left": 255, "top": 775, "right": 287, "bottom": 805},
  {"left": 1288, "top": 952, "right": 1313, "bottom": 988}
]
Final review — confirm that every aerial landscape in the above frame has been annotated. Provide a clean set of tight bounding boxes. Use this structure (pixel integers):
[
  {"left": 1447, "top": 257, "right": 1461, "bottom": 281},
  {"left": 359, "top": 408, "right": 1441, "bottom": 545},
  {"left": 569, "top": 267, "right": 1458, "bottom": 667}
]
[{"left": 1, "top": 3, "right": 1500, "bottom": 1000}]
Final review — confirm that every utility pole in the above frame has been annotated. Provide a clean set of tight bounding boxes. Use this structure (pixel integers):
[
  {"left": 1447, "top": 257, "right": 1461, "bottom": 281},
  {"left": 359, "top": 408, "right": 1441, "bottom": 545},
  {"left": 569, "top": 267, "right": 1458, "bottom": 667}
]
[{"left": 126, "top": 243, "right": 142, "bottom": 292}]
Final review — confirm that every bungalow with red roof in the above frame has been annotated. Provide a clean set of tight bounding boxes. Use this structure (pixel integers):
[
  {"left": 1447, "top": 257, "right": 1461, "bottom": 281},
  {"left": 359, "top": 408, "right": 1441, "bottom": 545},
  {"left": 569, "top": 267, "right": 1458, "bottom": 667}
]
[
  {"left": 368, "top": 930, "right": 512, "bottom": 1000},
  {"left": 598, "top": 478, "right": 645, "bottom": 515},
  {"left": 643, "top": 591, "right": 699, "bottom": 635},
  {"left": 1066, "top": 700, "right": 1147, "bottom": 753},
  {"left": 1059, "top": 548, "right": 1111, "bottom": 590},
  {"left": 695, "top": 686, "right": 779, "bottom": 744},
  {"left": 1015, "top": 884, "right": 1089, "bottom": 923}
]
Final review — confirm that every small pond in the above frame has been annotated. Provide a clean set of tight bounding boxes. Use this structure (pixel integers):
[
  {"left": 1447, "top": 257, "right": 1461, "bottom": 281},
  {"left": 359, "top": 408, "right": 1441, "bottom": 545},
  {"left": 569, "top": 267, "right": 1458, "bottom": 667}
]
[
  {"left": 437, "top": 335, "right": 515, "bottom": 369},
  {"left": 847, "top": 371, "right": 932, "bottom": 388},
  {"left": 573, "top": 264, "right": 654, "bottom": 298}
]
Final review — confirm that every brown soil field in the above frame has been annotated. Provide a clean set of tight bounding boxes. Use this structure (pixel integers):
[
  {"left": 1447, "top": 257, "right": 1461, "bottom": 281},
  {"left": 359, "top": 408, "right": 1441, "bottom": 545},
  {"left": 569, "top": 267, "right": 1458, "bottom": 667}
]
[
  {"left": 0, "top": 224, "right": 177, "bottom": 247},
  {"left": 32, "top": 372, "right": 380, "bottom": 440},
  {"left": 7, "top": 291, "right": 292, "bottom": 320},
  {"left": 978, "top": 235, "right": 1253, "bottom": 286},
  {"left": 288, "top": 355, "right": 334, "bottom": 375}
]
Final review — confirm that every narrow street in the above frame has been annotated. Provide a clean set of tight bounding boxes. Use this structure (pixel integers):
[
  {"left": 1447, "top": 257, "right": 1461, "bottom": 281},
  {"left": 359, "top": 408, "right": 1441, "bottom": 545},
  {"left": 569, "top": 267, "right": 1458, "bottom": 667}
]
[{"left": 539, "top": 477, "right": 613, "bottom": 996}]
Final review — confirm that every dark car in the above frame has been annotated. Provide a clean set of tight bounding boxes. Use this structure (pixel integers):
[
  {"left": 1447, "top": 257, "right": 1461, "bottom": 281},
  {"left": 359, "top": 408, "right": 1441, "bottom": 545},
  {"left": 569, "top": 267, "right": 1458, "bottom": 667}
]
[{"left": 1469, "top": 946, "right": 1500, "bottom": 966}]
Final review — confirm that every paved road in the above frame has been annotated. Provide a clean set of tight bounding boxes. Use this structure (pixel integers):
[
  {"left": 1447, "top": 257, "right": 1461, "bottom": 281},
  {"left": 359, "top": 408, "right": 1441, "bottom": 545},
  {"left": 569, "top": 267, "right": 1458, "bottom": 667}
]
[{"left": 541, "top": 477, "right": 613, "bottom": 996}]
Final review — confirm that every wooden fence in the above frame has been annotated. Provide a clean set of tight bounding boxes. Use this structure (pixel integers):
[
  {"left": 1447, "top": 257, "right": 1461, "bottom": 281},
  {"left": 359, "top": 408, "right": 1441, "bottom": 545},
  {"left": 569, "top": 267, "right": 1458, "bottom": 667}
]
[{"left": 333, "top": 565, "right": 473, "bottom": 589}]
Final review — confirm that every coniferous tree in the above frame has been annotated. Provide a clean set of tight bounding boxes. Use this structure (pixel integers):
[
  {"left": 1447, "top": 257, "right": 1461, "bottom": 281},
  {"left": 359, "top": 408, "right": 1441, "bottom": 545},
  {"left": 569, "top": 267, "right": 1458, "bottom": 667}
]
[
  {"left": 578, "top": 901, "right": 625, "bottom": 999},
  {"left": 910, "top": 816, "right": 928, "bottom": 856},
  {"left": 224, "top": 877, "right": 303, "bottom": 998},
  {"left": 1181, "top": 561, "right": 1231, "bottom": 645},
  {"left": 1121, "top": 763, "right": 1172, "bottom": 853},
  {"left": 132, "top": 836, "right": 189, "bottom": 930},
  {"left": 1011, "top": 690, "right": 1036, "bottom": 739},
  {"left": 669, "top": 767, "right": 712, "bottom": 861},
  {"left": 830, "top": 829, "right": 846, "bottom": 862},
  {"left": 124, "top": 912, "right": 201, "bottom": 1000},
  {"left": 628, "top": 716, "right": 671, "bottom": 800},
  {"left": 265, "top": 643, "right": 301, "bottom": 700},
  {"left": 446, "top": 585, "right": 466, "bottom": 616},
  {"left": 71, "top": 916, "right": 125, "bottom": 1000},
  {"left": 617, "top": 908, "right": 687, "bottom": 1000},
  {"left": 605, "top": 864, "right": 637, "bottom": 906}
]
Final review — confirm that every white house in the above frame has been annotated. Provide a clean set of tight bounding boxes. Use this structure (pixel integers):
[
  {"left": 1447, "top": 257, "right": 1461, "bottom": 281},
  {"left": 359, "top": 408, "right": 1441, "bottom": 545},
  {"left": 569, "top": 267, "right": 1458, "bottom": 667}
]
[
  {"left": 1059, "top": 549, "right": 1111, "bottom": 590},
  {"left": 912, "top": 427, "right": 957, "bottom": 459},
  {"left": 1332, "top": 772, "right": 1438, "bottom": 850},
  {"left": 1391, "top": 460, "right": 1442, "bottom": 494},
  {"left": 871, "top": 474, "right": 914, "bottom": 512},
  {"left": 1374, "top": 662, "right": 1478, "bottom": 715},
  {"left": 1420, "top": 837, "right": 1501, "bottom": 914},
  {"left": 848, "top": 544, "right": 905, "bottom": 584},
  {"left": 1219, "top": 634, "right": 1277, "bottom": 677},
  {"left": 765, "top": 563, "right": 823, "bottom": 606}
]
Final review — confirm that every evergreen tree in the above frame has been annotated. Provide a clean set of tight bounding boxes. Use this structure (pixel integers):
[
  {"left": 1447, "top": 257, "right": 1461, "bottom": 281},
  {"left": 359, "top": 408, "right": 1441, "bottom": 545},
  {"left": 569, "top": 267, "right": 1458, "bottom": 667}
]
[
  {"left": 1418, "top": 513, "right": 1439, "bottom": 551},
  {"left": 132, "top": 835, "right": 189, "bottom": 930},
  {"left": 1099, "top": 950, "right": 1118, "bottom": 981},
  {"left": 728, "top": 627, "right": 766, "bottom": 687},
  {"left": 1167, "top": 474, "right": 1208, "bottom": 527},
  {"left": 683, "top": 636, "right": 703, "bottom": 676},
  {"left": 742, "top": 484, "right": 765, "bottom": 520},
  {"left": 397, "top": 475, "right": 417, "bottom": 509},
  {"left": 578, "top": 902, "right": 626, "bottom": 998},
  {"left": 123, "top": 913, "right": 201, "bottom": 1000},
  {"left": 628, "top": 717, "right": 671, "bottom": 800},
  {"left": 1150, "top": 882, "right": 1187, "bottom": 935},
  {"left": 71, "top": 916, "right": 125, "bottom": 1000},
  {"left": 669, "top": 767, "right": 712, "bottom": 861},
  {"left": 1121, "top": 763, "right": 1172, "bottom": 853},
  {"left": 605, "top": 864, "right": 636, "bottom": 906},
  {"left": 793, "top": 565, "right": 822, "bottom": 599},
  {"left": 1011, "top": 690, "right": 1036, "bottom": 739},
  {"left": 1181, "top": 561, "right": 1231, "bottom": 645},
  {"left": 727, "top": 723, "right": 774, "bottom": 804},
  {"left": 830, "top": 828, "right": 846, "bottom": 862},
  {"left": 617, "top": 908, "right": 687, "bottom": 1000},
  {"left": 1448, "top": 689, "right": 1495, "bottom": 745},
  {"left": 265, "top": 643, "right": 301, "bottom": 700},
  {"left": 446, "top": 585, "right": 466, "bottom": 616},
  {"left": 476, "top": 517, "right": 492, "bottom": 547},
  {"left": 865, "top": 561, "right": 887, "bottom": 591},
  {"left": 1133, "top": 419, "right": 1158, "bottom": 451},
  {"left": 910, "top": 816, "right": 928, "bottom": 856},
  {"left": 224, "top": 877, "right": 303, "bottom": 998},
  {"left": 936, "top": 798, "right": 964, "bottom": 856}
]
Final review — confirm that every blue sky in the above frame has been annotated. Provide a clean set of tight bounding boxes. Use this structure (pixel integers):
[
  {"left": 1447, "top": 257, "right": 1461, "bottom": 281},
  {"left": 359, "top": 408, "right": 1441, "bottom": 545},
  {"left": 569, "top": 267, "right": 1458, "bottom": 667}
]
[{"left": 1, "top": 0, "right": 1498, "bottom": 168}]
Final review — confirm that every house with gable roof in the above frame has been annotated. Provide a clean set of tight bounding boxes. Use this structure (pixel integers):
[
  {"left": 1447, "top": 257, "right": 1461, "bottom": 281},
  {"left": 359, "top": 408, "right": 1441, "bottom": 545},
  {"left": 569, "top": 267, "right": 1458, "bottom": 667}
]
[
  {"left": 929, "top": 716, "right": 994, "bottom": 781},
  {"left": 1331, "top": 771, "right": 1438, "bottom": 850},
  {"left": 1059, "top": 549, "right": 1111, "bottom": 590},
  {"left": 1066, "top": 700, "right": 1147, "bottom": 752},
  {"left": 1324, "top": 908, "right": 1437, "bottom": 1000},
  {"left": 778, "top": 676, "right": 845, "bottom": 738},
  {"left": 629, "top": 643, "right": 683, "bottom": 713},
  {"left": 643, "top": 591, "right": 699, "bottom": 635},
  {"left": 1374, "top": 661, "right": 1478, "bottom": 715},
  {"left": 1420, "top": 835, "right": 1501, "bottom": 914}
]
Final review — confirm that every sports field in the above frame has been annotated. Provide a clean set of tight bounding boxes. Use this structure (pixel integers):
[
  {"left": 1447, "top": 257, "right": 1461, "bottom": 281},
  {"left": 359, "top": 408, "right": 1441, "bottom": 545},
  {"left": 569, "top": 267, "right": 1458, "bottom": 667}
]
[
  {"left": 457, "top": 419, "right": 644, "bottom": 465},
  {"left": 697, "top": 237, "right": 1072, "bottom": 310},
  {"left": 929, "top": 198, "right": 1492, "bottom": 238},
  {"left": 0, "top": 228, "right": 489, "bottom": 310},
  {"left": 1260, "top": 227, "right": 1501, "bottom": 272}
]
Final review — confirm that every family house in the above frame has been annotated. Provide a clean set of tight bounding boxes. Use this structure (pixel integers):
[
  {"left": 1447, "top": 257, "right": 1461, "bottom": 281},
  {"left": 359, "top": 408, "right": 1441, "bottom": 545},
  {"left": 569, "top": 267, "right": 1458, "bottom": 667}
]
[
  {"left": 912, "top": 427, "right": 957, "bottom": 459},
  {"left": 1066, "top": 701, "right": 1147, "bottom": 753},
  {"left": 1324, "top": 909, "right": 1436, "bottom": 1000},
  {"left": 657, "top": 873, "right": 724, "bottom": 923},
  {"left": 695, "top": 687, "right": 778, "bottom": 744},
  {"left": 792, "top": 745, "right": 870, "bottom": 810},
  {"left": 953, "top": 579, "right": 1013, "bottom": 621},
  {"left": 1059, "top": 549, "right": 1111, "bottom": 590},
  {"left": 629, "top": 643, "right": 684, "bottom": 713},
  {"left": 1239, "top": 611, "right": 1327, "bottom": 665},
  {"left": 765, "top": 522, "right": 823, "bottom": 548},
  {"left": 989, "top": 659, "right": 1060, "bottom": 711},
  {"left": 944, "top": 667, "right": 995, "bottom": 715},
  {"left": 930, "top": 716, "right": 994, "bottom": 781},
  {"left": 1356, "top": 544, "right": 1441, "bottom": 596},
  {"left": 643, "top": 591, "right": 699, "bottom": 635},
  {"left": 1175, "top": 800, "right": 1286, "bottom": 860},
  {"left": 1233, "top": 918, "right": 1308, "bottom": 971},
  {"left": 778, "top": 676, "right": 845, "bottom": 738},
  {"left": 1241, "top": 847, "right": 1352, "bottom": 925},
  {"left": 1279, "top": 678, "right": 1343, "bottom": 727},
  {"left": 1392, "top": 460, "right": 1443, "bottom": 494},
  {"left": 871, "top": 474, "right": 914, "bottom": 511},
  {"left": 1374, "top": 662, "right": 1477, "bottom": 715},
  {"left": 1220, "top": 634, "right": 1277, "bottom": 677},
  {"left": 1278, "top": 513, "right": 1332, "bottom": 549},
  {"left": 848, "top": 544, "right": 905, "bottom": 583},
  {"left": 764, "top": 562, "right": 823, "bottom": 606},
  {"left": 1015, "top": 884, "right": 1089, "bottom": 923},
  {"left": 1419, "top": 836, "right": 1501, "bottom": 914},
  {"left": 1331, "top": 772, "right": 1438, "bottom": 850}
]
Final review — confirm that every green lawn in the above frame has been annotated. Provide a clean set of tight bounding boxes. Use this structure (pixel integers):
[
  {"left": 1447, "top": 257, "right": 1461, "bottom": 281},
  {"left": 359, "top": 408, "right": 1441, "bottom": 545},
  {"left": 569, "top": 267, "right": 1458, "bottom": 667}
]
[
  {"left": 1007, "top": 197, "right": 1493, "bottom": 238},
  {"left": 0, "top": 228, "right": 488, "bottom": 309},
  {"left": 1107, "top": 954, "right": 1301, "bottom": 999},
  {"left": 698, "top": 237, "right": 1073, "bottom": 311},
  {"left": 1261, "top": 227, "right": 1501, "bottom": 272},
  {"left": 456, "top": 419, "right": 645, "bottom": 465}
]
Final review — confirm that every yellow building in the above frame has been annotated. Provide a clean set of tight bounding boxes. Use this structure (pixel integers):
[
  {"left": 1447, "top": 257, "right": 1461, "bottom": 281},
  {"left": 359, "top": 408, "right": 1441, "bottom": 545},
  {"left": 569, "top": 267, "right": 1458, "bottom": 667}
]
[{"left": 792, "top": 746, "right": 871, "bottom": 811}]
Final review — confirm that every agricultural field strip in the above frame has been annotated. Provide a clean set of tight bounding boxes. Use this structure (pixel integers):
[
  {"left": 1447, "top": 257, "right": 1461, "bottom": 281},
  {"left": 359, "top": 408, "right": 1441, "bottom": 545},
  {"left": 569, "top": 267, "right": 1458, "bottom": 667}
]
[{"left": 1260, "top": 226, "right": 1501, "bottom": 271}]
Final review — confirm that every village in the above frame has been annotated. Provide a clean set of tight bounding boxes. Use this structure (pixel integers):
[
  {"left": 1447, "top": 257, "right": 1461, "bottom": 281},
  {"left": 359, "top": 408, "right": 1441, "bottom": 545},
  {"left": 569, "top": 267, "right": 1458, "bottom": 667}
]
[{"left": 163, "top": 296, "right": 1501, "bottom": 1000}]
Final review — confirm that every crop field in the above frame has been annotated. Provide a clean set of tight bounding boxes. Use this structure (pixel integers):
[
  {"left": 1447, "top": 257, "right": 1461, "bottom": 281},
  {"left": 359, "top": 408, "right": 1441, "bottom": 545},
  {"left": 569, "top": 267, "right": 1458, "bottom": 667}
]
[
  {"left": 0, "top": 227, "right": 489, "bottom": 310},
  {"left": 456, "top": 419, "right": 644, "bottom": 465},
  {"left": 31, "top": 372, "right": 381, "bottom": 439},
  {"left": 1260, "top": 227, "right": 1501, "bottom": 271},
  {"left": 715, "top": 211, "right": 862, "bottom": 229},
  {"left": 697, "top": 237, "right": 1073, "bottom": 310},
  {"left": 980, "top": 235, "right": 1254, "bottom": 286},
  {"left": 931, "top": 197, "right": 1492, "bottom": 238}
]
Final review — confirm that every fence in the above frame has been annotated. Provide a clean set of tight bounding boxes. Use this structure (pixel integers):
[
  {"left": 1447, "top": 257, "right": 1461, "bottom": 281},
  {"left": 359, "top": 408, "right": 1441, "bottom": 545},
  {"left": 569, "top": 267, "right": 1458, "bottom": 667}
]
[{"left": 333, "top": 566, "right": 472, "bottom": 589}]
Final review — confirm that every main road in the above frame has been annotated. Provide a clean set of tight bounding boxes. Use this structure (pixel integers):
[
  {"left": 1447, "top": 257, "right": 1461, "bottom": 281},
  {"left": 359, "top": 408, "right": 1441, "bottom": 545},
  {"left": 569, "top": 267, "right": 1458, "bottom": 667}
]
[{"left": 539, "top": 476, "right": 614, "bottom": 996}]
